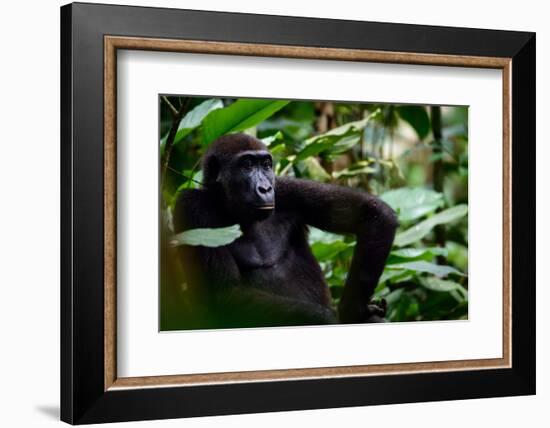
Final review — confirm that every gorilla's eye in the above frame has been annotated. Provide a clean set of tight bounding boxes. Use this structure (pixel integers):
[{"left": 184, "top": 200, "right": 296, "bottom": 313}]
[
  {"left": 262, "top": 159, "right": 272, "bottom": 170},
  {"left": 240, "top": 157, "right": 254, "bottom": 170}
]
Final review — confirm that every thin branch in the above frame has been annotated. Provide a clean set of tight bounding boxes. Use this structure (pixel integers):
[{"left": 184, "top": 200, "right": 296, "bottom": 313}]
[
  {"left": 166, "top": 165, "right": 204, "bottom": 186},
  {"left": 161, "top": 97, "right": 192, "bottom": 191},
  {"left": 161, "top": 96, "right": 179, "bottom": 118}
]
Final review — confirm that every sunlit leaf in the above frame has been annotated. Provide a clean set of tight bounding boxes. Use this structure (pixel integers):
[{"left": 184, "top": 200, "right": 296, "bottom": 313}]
[
  {"left": 295, "top": 115, "right": 373, "bottom": 161},
  {"left": 170, "top": 225, "right": 242, "bottom": 248},
  {"left": 261, "top": 131, "right": 284, "bottom": 147},
  {"left": 390, "top": 247, "right": 448, "bottom": 259},
  {"left": 202, "top": 99, "right": 290, "bottom": 145},
  {"left": 387, "top": 246, "right": 448, "bottom": 264},
  {"left": 381, "top": 187, "right": 444, "bottom": 222},
  {"left": 176, "top": 99, "right": 223, "bottom": 142},
  {"left": 386, "top": 261, "right": 466, "bottom": 278},
  {"left": 160, "top": 99, "right": 223, "bottom": 152},
  {"left": 421, "top": 277, "right": 468, "bottom": 302},
  {"left": 394, "top": 205, "right": 468, "bottom": 247}
]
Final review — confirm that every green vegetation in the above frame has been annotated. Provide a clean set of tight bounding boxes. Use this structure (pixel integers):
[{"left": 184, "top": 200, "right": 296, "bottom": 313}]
[{"left": 160, "top": 96, "right": 469, "bottom": 323}]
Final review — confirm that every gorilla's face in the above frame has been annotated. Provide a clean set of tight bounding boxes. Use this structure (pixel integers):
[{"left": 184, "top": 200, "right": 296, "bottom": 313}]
[{"left": 220, "top": 149, "right": 275, "bottom": 217}]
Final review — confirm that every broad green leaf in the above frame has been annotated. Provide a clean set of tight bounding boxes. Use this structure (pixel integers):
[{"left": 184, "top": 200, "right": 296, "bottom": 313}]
[
  {"left": 160, "top": 99, "right": 223, "bottom": 152},
  {"left": 311, "top": 241, "right": 355, "bottom": 261},
  {"left": 421, "top": 277, "right": 468, "bottom": 302},
  {"left": 394, "top": 204, "right": 468, "bottom": 247},
  {"left": 170, "top": 225, "right": 242, "bottom": 248},
  {"left": 295, "top": 137, "right": 342, "bottom": 161},
  {"left": 396, "top": 105, "right": 431, "bottom": 140},
  {"left": 390, "top": 247, "right": 448, "bottom": 259},
  {"left": 379, "top": 268, "right": 413, "bottom": 284},
  {"left": 295, "top": 115, "right": 372, "bottom": 161},
  {"left": 381, "top": 187, "right": 444, "bottom": 222},
  {"left": 386, "top": 261, "right": 465, "bottom": 278},
  {"left": 175, "top": 99, "right": 223, "bottom": 143},
  {"left": 202, "top": 99, "right": 290, "bottom": 145},
  {"left": 308, "top": 227, "right": 355, "bottom": 261},
  {"left": 387, "top": 247, "right": 448, "bottom": 264},
  {"left": 307, "top": 116, "right": 370, "bottom": 143}
]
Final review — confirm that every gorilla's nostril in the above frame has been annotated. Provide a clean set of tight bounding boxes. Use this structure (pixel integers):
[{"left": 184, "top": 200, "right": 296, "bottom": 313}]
[{"left": 258, "top": 185, "right": 272, "bottom": 194}]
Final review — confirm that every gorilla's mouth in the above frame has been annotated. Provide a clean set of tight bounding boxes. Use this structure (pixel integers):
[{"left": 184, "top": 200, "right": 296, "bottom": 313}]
[{"left": 255, "top": 204, "right": 275, "bottom": 210}]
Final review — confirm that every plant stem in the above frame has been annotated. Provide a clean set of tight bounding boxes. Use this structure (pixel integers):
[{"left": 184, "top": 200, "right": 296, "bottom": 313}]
[{"left": 430, "top": 106, "right": 446, "bottom": 262}]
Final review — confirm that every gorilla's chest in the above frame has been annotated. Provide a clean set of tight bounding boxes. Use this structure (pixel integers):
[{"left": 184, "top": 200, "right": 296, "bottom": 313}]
[
  {"left": 227, "top": 215, "right": 328, "bottom": 303},
  {"left": 229, "top": 219, "right": 292, "bottom": 269}
]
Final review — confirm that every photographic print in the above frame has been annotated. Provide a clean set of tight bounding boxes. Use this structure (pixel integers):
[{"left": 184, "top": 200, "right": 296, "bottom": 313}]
[{"left": 159, "top": 96, "right": 469, "bottom": 331}]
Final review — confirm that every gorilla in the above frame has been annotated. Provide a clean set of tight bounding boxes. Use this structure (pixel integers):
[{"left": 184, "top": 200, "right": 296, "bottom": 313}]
[{"left": 173, "top": 133, "right": 398, "bottom": 328}]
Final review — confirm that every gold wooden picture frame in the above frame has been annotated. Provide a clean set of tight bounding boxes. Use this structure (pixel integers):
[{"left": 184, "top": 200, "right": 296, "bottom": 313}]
[{"left": 103, "top": 36, "right": 512, "bottom": 391}]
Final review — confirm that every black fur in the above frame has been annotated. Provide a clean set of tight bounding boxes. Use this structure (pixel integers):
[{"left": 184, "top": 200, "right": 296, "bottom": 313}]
[{"left": 174, "top": 134, "right": 398, "bottom": 328}]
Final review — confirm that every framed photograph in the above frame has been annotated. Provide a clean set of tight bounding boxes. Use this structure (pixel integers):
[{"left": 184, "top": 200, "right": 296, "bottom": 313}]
[{"left": 60, "top": 2, "right": 535, "bottom": 424}]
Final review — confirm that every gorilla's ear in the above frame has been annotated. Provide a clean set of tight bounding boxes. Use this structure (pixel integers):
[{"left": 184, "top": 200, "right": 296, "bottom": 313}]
[{"left": 203, "top": 154, "right": 221, "bottom": 187}]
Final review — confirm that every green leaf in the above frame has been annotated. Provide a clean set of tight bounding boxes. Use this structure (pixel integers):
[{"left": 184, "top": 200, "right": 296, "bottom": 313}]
[
  {"left": 176, "top": 99, "right": 223, "bottom": 143},
  {"left": 160, "top": 99, "right": 223, "bottom": 152},
  {"left": 202, "top": 99, "right": 290, "bottom": 145},
  {"left": 332, "top": 161, "right": 377, "bottom": 179},
  {"left": 311, "top": 241, "right": 355, "bottom": 261},
  {"left": 387, "top": 247, "right": 448, "bottom": 264},
  {"left": 308, "top": 227, "right": 355, "bottom": 261},
  {"left": 394, "top": 204, "right": 468, "bottom": 247},
  {"left": 396, "top": 105, "right": 431, "bottom": 140},
  {"left": 379, "top": 268, "right": 413, "bottom": 284},
  {"left": 421, "top": 277, "right": 468, "bottom": 302},
  {"left": 261, "top": 131, "right": 284, "bottom": 147},
  {"left": 170, "top": 225, "right": 242, "bottom": 248},
  {"left": 387, "top": 261, "right": 466, "bottom": 278},
  {"left": 390, "top": 247, "right": 448, "bottom": 259},
  {"left": 176, "top": 170, "right": 203, "bottom": 191},
  {"left": 380, "top": 187, "right": 444, "bottom": 222},
  {"left": 295, "top": 115, "right": 372, "bottom": 161}
]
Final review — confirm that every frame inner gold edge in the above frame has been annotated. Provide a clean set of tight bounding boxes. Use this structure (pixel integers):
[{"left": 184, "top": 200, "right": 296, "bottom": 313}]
[{"left": 103, "top": 35, "right": 513, "bottom": 391}]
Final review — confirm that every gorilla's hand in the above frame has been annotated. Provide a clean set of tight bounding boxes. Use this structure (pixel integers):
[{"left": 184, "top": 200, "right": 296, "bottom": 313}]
[
  {"left": 338, "top": 297, "right": 387, "bottom": 323},
  {"left": 363, "top": 298, "right": 387, "bottom": 323}
]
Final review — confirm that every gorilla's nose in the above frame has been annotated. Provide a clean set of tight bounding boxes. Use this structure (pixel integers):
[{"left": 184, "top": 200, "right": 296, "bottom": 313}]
[
  {"left": 257, "top": 184, "right": 273, "bottom": 195},
  {"left": 256, "top": 183, "right": 274, "bottom": 207}
]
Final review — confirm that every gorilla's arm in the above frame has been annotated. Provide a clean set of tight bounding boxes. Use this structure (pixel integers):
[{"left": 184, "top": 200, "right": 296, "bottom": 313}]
[{"left": 276, "top": 177, "right": 399, "bottom": 323}]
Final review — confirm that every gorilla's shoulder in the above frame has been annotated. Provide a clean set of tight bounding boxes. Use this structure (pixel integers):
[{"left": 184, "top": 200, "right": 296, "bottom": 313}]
[{"left": 173, "top": 189, "right": 218, "bottom": 232}]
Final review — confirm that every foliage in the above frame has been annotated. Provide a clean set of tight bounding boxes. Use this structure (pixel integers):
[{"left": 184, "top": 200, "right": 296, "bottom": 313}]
[
  {"left": 170, "top": 225, "right": 243, "bottom": 248},
  {"left": 160, "top": 95, "right": 469, "bottom": 323}
]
